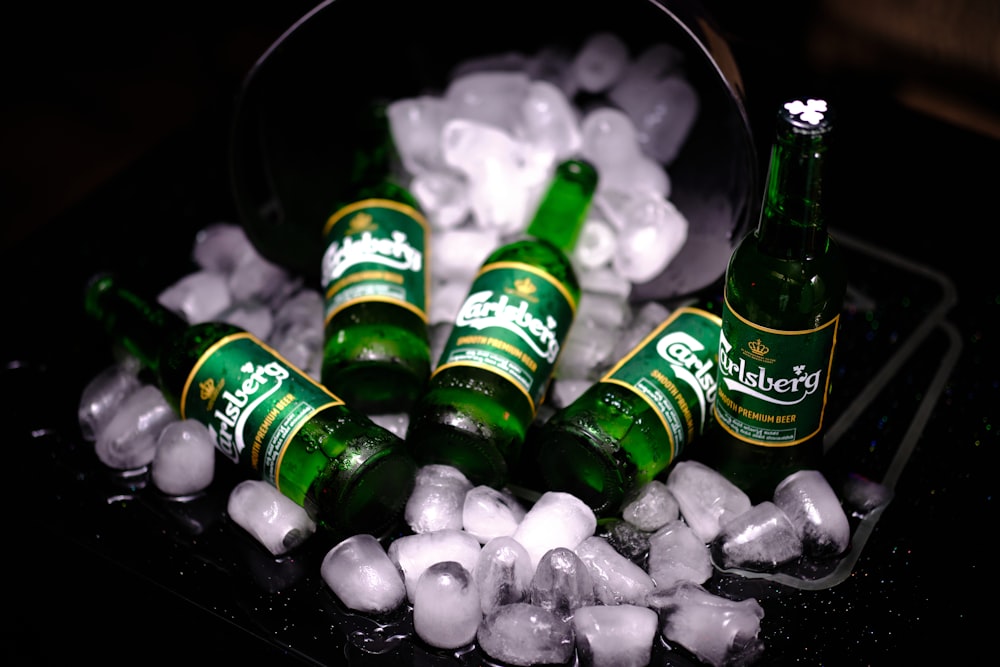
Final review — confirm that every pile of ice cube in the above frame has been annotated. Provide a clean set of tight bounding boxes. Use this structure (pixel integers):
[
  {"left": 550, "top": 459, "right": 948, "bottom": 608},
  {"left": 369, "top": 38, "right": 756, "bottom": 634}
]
[
  {"left": 78, "top": 345, "right": 854, "bottom": 667},
  {"left": 318, "top": 460, "right": 857, "bottom": 667},
  {"left": 74, "top": 31, "right": 885, "bottom": 666}
]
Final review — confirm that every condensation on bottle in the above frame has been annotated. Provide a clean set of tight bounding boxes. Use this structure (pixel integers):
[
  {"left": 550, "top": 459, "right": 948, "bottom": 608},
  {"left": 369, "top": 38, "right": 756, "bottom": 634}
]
[
  {"left": 405, "top": 159, "right": 599, "bottom": 488},
  {"left": 524, "top": 305, "right": 722, "bottom": 516}
]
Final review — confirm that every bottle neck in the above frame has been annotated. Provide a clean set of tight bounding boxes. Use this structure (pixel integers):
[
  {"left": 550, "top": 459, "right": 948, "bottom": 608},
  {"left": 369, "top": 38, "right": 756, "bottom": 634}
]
[
  {"left": 755, "top": 109, "right": 831, "bottom": 259},
  {"left": 84, "top": 273, "right": 187, "bottom": 374},
  {"left": 525, "top": 158, "right": 599, "bottom": 255}
]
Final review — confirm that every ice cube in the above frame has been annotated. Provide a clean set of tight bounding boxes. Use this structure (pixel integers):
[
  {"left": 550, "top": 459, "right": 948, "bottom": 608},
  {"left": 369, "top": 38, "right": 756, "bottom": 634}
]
[
  {"left": 191, "top": 222, "right": 255, "bottom": 274},
  {"left": 529, "top": 547, "right": 595, "bottom": 617},
  {"left": 94, "top": 384, "right": 177, "bottom": 470},
  {"left": 621, "top": 479, "right": 680, "bottom": 532},
  {"left": 150, "top": 419, "right": 215, "bottom": 496},
  {"left": 840, "top": 471, "right": 894, "bottom": 518},
  {"left": 511, "top": 491, "right": 597, "bottom": 571},
  {"left": 519, "top": 79, "right": 582, "bottom": 162},
  {"left": 462, "top": 485, "right": 526, "bottom": 544},
  {"left": 78, "top": 358, "right": 142, "bottom": 442},
  {"left": 773, "top": 469, "right": 851, "bottom": 558},
  {"left": 228, "top": 250, "right": 299, "bottom": 307},
  {"left": 218, "top": 300, "right": 273, "bottom": 340},
  {"left": 611, "top": 192, "right": 689, "bottom": 284},
  {"left": 571, "top": 32, "right": 630, "bottom": 94},
  {"left": 572, "top": 604, "right": 659, "bottom": 667},
  {"left": 607, "top": 300, "right": 673, "bottom": 366},
  {"left": 321, "top": 534, "right": 406, "bottom": 615},
  {"left": 441, "top": 118, "right": 539, "bottom": 233},
  {"left": 410, "top": 170, "right": 471, "bottom": 230},
  {"left": 573, "top": 216, "right": 617, "bottom": 270},
  {"left": 710, "top": 501, "right": 804, "bottom": 572},
  {"left": 474, "top": 536, "right": 533, "bottom": 615},
  {"left": 477, "top": 602, "right": 575, "bottom": 667},
  {"left": 267, "top": 288, "right": 323, "bottom": 380},
  {"left": 444, "top": 70, "right": 531, "bottom": 134},
  {"left": 404, "top": 464, "right": 473, "bottom": 534},
  {"left": 574, "top": 535, "right": 654, "bottom": 606},
  {"left": 366, "top": 411, "right": 409, "bottom": 439},
  {"left": 157, "top": 270, "right": 232, "bottom": 324},
  {"left": 226, "top": 479, "right": 316, "bottom": 556},
  {"left": 412, "top": 561, "right": 482, "bottom": 649},
  {"left": 666, "top": 460, "right": 752, "bottom": 542},
  {"left": 386, "top": 528, "right": 482, "bottom": 602},
  {"left": 595, "top": 518, "right": 650, "bottom": 564},
  {"left": 430, "top": 225, "right": 502, "bottom": 285},
  {"left": 387, "top": 95, "right": 452, "bottom": 175},
  {"left": 648, "top": 581, "right": 765, "bottom": 667},
  {"left": 646, "top": 518, "right": 713, "bottom": 590}
]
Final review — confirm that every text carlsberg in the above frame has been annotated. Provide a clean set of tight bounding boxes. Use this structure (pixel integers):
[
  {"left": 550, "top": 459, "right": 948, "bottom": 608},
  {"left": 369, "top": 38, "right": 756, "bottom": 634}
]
[
  {"left": 717, "top": 330, "right": 822, "bottom": 406},
  {"left": 657, "top": 329, "right": 718, "bottom": 429},
  {"left": 209, "top": 360, "right": 292, "bottom": 463},
  {"left": 321, "top": 229, "right": 422, "bottom": 283},
  {"left": 455, "top": 289, "right": 561, "bottom": 363}
]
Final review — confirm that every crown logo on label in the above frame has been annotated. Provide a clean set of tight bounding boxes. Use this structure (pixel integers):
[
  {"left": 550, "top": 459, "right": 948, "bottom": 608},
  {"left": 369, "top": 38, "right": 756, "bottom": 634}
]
[
  {"left": 748, "top": 338, "right": 770, "bottom": 356},
  {"left": 514, "top": 277, "right": 537, "bottom": 296},
  {"left": 348, "top": 211, "right": 376, "bottom": 233}
]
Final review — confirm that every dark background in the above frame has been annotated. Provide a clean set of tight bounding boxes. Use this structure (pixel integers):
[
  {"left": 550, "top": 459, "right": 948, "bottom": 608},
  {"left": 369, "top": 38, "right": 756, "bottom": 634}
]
[{"left": 2, "top": 1, "right": 997, "bottom": 664}]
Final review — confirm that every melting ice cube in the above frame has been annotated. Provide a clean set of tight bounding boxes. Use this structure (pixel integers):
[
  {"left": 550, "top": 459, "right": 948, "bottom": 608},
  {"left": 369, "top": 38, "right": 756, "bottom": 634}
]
[
  {"left": 321, "top": 534, "right": 406, "bottom": 615},
  {"left": 226, "top": 479, "right": 316, "bottom": 557},
  {"left": 413, "top": 561, "right": 482, "bottom": 649},
  {"left": 477, "top": 602, "right": 575, "bottom": 666}
]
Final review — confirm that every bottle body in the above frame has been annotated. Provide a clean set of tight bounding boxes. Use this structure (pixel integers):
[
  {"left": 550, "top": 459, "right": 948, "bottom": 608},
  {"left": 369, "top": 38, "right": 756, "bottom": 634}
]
[
  {"left": 708, "top": 98, "right": 847, "bottom": 502},
  {"left": 320, "top": 183, "right": 431, "bottom": 413},
  {"left": 528, "top": 307, "right": 722, "bottom": 516},
  {"left": 406, "top": 159, "right": 598, "bottom": 488},
  {"left": 85, "top": 274, "right": 417, "bottom": 536},
  {"left": 319, "top": 107, "right": 431, "bottom": 414}
]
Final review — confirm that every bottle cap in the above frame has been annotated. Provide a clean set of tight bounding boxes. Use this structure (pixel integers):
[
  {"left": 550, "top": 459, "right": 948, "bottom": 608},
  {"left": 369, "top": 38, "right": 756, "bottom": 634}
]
[{"left": 780, "top": 98, "right": 833, "bottom": 136}]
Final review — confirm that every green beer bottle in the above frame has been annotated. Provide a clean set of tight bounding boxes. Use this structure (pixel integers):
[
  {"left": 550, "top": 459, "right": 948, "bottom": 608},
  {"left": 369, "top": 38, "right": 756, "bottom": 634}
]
[
  {"left": 708, "top": 98, "right": 847, "bottom": 502},
  {"left": 320, "top": 105, "right": 431, "bottom": 414},
  {"left": 527, "top": 306, "right": 722, "bottom": 516},
  {"left": 84, "top": 273, "right": 417, "bottom": 536},
  {"left": 405, "top": 158, "right": 599, "bottom": 488}
]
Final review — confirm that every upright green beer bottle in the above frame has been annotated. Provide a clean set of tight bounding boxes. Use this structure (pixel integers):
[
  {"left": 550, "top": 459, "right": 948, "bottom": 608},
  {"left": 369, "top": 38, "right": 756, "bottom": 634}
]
[
  {"left": 84, "top": 273, "right": 417, "bottom": 536},
  {"left": 708, "top": 98, "right": 847, "bottom": 502},
  {"left": 527, "top": 306, "right": 722, "bottom": 517},
  {"left": 405, "top": 158, "right": 599, "bottom": 488},
  {"left": 320, "top": 104, "right": 431, "bottom": 414}
]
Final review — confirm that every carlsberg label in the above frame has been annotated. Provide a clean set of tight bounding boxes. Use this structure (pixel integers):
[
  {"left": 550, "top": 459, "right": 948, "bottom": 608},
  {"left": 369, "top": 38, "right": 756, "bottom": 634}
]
[
  {"left": 180, "top": 333, "right": 342, "bottom": 488},
  {"left": 321, "top": 198, "right": 429, "bottom": 324},
  {"left": 714, "top": 297, "right": 839, "bottom": 447},
  {"left": 604, "top": 307, "right": 721, "bottom": 462},
  {"left": 436, "top": 261, "right": 576, "bottom": 410}
]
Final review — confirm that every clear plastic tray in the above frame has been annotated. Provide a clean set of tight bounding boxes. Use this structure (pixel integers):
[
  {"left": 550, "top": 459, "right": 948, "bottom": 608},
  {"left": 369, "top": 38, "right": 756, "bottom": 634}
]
[{"left": 4, "top": 223, "right": 959, "bottom": 663}]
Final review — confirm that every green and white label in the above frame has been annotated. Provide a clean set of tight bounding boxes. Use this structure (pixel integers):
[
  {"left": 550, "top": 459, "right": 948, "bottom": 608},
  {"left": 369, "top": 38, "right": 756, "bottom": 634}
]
[
  {"left": 180, "top": 333, "right": 342, "bottom": 485},
  {"left": 435, "top": 261, "right": 576, "bottom": 410},
  {"left": 321, "top": 198, "right": 429, "bottom": 324},
  {"left": 603, "top": 307, "right": 721, "bottom": 461},
  {"left": 715, "top": 297, "right": 839, "bottom": 446}
]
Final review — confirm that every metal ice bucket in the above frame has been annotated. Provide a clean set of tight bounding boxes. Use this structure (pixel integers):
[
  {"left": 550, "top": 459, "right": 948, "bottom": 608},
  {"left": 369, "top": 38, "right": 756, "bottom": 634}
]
[{"left": 229, "top": 0, "right": 758, "bottom": 301}]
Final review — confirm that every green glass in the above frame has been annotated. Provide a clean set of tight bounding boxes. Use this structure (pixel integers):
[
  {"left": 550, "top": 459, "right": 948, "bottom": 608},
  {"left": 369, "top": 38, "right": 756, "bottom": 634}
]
[
  {"left": 84, "top": 273, "right": 417, "bottom": 537},
  {"left": 707, "top": 98, "right": 848, "bottom": 502},
  {"left": 320, "top": 105, "right": 431, "bottom": 414},
  {"left": 406, "top": 159, "right": 598, "bottom": 488},
  {"left": 527, "top": 306, "right": 722, "bottom": 517}
]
